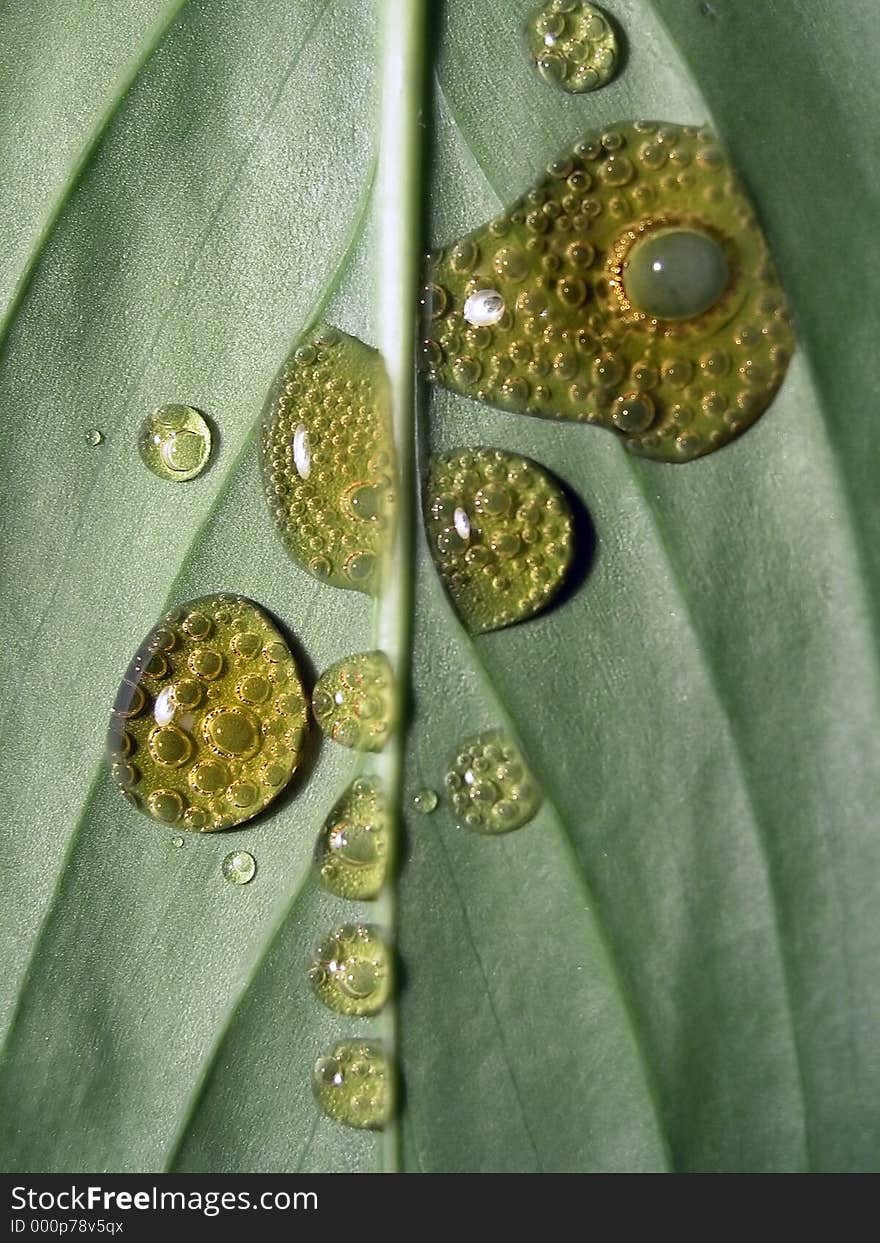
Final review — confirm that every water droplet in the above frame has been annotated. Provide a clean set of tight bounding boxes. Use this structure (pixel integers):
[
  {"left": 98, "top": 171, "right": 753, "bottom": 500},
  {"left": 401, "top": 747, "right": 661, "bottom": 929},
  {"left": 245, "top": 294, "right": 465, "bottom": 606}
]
[
  {"left": 222, "top": 850, "right": 256, "bottom": 885},
  {"left": 107, "top": 595, "right": 309, "bottom": 830},
  {"left": 138, "top": 404, "right": 212, "bottom": 482},
  {"left": 526, "top": 2, "right": 619, "bottom": 94},
  {"left": 424, "top": 448, "right": 573, "bottom": 633},
  {"left": 423, "top": 121, "right": 794, "bottom": 461},
  {"left": 311, "top": 651, "right": 394, "bottom": 752},
  {"left": 412, "top": 787, "right": 438, "bottom": 815},
  {"left": 260, "top": 324, "right": 395, "bottom": 595},
  {"left": 171, "top": 835, "right": 184, "bottom": 848},
  {"left": 312, "top": 1040, "right": 394, "bottom": 1130},
  {"left": 445, "top": 729, "right": 541, "bottom": 834},
  {"left": 316, "top": 777, "right": 389, "bottom": 899},
  {"left": 85, "top": 429, "right": 104, "bottom": 447},
  {"left": 308, "top": 923, "right": 392, "bottom": 1016}
]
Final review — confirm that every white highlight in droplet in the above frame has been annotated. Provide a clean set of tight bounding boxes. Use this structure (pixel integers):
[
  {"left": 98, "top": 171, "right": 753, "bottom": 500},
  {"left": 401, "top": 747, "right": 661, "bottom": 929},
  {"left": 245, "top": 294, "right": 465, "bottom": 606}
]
[
  {"left": 453, "top": 506, "right": 471, "bottom": 541},
  {"left": 293, "top": 423, "right": 311, "bottom": 479},
  {"left": 154, "top": 685, "right": 176, "bottom": 725},
  {"left": 463, "top": 288, "right": 505, "bottom": 327}
]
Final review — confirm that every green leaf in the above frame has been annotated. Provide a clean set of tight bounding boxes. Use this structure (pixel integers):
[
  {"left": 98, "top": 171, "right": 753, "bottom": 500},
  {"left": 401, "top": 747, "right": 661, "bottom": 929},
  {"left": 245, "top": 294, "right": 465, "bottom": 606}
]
[{"left": 1, "top": 0, "right": 877, "bottom": 1174}]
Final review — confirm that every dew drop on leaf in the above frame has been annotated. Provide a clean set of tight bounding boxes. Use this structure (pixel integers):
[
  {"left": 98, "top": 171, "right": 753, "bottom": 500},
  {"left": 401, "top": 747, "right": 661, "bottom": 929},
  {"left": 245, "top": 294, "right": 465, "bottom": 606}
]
[
  {"left": 445, "top": 729, "right": 542, "bottom": 834},
  {"left": 308, "top": 923, "right": 392, "bottom": 1016},
  {"left": 422, "top": 121, "right": 794, "bottom": 461},
  {"left": 171, "top": 835, "right": 184, "bottom": 849},
  {"left": 412, "top": 787, "right": 438, "bottom": 815},
  {"left": 138, "top": 403, "right": 212, "bottom": 481},
  {"left": 424, "top": 447, "right": 573, "bottom": 633},
  {"left": 85, "top": 428, "right": 104, "bottom": 447},
  {"left": 315, "top": 777, "right": 389, "bottom": 900},
  {"left": 526, "top": 1, "right": 619, "bottom": 94},
  {"left": 107, "top": 594, "right": 309, "bottom": 831},
  {"left": 260, "top": 323, "right": 396, "bottom": 595},
  {"left": 311, "top": 650, "right": 394, "bottom": 752},
  {"left": 312, "top": 1040, "right": 394, "bottom": 1131},
  {"left": 222, "top": 850, "right": 256, "bottom": 886}
]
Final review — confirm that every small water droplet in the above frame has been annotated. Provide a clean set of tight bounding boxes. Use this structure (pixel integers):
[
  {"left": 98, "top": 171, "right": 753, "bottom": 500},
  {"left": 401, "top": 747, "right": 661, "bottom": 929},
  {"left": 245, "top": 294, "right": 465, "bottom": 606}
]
[
  {"left": 445, "top": 729, "right": 541, "bottom": 834},
  {"left": 222, "top": 849, "right": 256, "bottom": 885},
  {"left": 138, "top": 404, "right": 212, "bottom": 482},
  {"left": 526, "top": 2, "right": 619, "bottom": 94},
  {"left": 171, "top": 835, "right": 184, "bottom": 848},
  {"left": 312, "top": 1040, "right": 394, "bottom": 1130},
  {"left": 85, "top": 429, "right": 104, "bottom": 447},
  {"left": 424, "top": 448, "right": 574, "bottom": 633},
  {"left": 316, "top": 777, "right": 389, "bottom": 900},
  {"left": 412, "top": 787, "right": 438, "bottom": 815},
  {"left": 309, "top": 923, "right": 392, "bottom": 1015},
  {"left": 311, "top": 651, "right": 394, "bottom": 752},
  {"left": 260, "top": 324, "right": 396, "bottom": 596},
  {"left": 107, "top": 595, "right": 309, "bottom": 831}
]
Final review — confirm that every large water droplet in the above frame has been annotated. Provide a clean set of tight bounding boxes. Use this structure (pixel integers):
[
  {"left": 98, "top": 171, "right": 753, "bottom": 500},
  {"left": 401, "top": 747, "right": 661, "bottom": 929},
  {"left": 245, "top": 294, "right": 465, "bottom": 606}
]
[
  {"left": 422, "top": 121, "right": 794, "bottom": 461},
  {"left": 311, "top": 651, "right": 394, "bottom": 752},
  {"left": 526, "top": 1, "right": 619, "bottom": 94},
  {"left": 138, "top": 404, "right": 212, "bottom": 481},
  {"left": 312, "top": 1040, "right": 394, "bottom": 1130},
  {"left": 107, "top": 595, "right": 309, "bottom": 831},
  {"left": 316, "top": 777, "right": 389, "bottom": 899},
  {"left": 424, "top": 448, "right": 574, "bottom": 633},
  {"left": 308, "top": 923, "right": 392, "bottom": 1016},
  {"left": 222, "top": 850, "right": 256, "bottom": 885},
  {"left": 445, "top": 729, "right": 542, "bottom": 834},
  {"left": 260, "top": 324, "right": 396, "bottom": 595}
]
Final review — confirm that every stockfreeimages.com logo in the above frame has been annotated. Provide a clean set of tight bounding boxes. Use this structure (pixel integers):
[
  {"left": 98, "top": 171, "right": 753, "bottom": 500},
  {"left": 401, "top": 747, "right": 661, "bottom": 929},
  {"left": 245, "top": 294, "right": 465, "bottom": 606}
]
[{"left": 11, "top": 1185, "right": 318, "bottom": 1219}]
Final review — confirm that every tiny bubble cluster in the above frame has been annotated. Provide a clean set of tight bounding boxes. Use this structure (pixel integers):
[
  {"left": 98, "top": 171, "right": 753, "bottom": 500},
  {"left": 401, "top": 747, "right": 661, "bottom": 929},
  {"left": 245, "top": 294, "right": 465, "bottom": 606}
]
[
  {"left": 311, "top": 651, "right": 394, "bottom": 752},
  {"left": 526, "top": 1, "right": 619, "bottom": 94},
  {"left": 315, "top": 776, "right": 389, "bottom": 900},
  {"left": 308, "top": 923, "right": 392, "bottom": 1016},
  {"left": 107, "top": 594, "right": 309, "bottom": 831},
  {"left": 425, "top": 448, "right": 574, "bottom": 633},
  {"left": 312, "top": 1040, "right": 394, "bottom": 1130},
  {"left": 138, "top": 404, "right": 212, "bottom": 481},
  {"left": 422, "top": 121, "right": 794, "bottom": 461},
  {"left": 445, "top": 729, "right": 542, "bottom": 834},
  {"left": 260, "top": 324, "right": 396, "bottom": 595}
]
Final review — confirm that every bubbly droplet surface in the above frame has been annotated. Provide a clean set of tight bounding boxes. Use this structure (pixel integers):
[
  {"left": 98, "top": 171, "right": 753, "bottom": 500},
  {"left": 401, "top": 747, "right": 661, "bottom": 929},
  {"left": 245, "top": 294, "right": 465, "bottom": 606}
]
[
  {"left": 107, "top": 594, "right": 309, "bottom": 831},
  {"left": 412, "top": 787, "right": 438, "bottom": 815},
  {"left": 445, "top": 729, "right": 541, "bottom": 834},
  {"left": 425, "top": 448, "right": 574, "bottom": 633},
  {"left": 222, "top": 850, "right": 256, "bottom": 885},
  {"left": 138, "top": 404, "right": 212, "bottom": 481},
  {"left": 260, "top": 324, "right": 396, "bottom": 595},
  {"left": 311, "top": 651, "right": 394, "bottom": 752},
  {"left": 308, "top": 923, "right": 392, "bottom": 1016},
  {"left": 85, "top": 428, "right": 104, "bottom": 447},
  {"left": 316, "top": 777, "right": 389, "bottom": 900},
  {"left": 422, "top": 121, "right": 794, "bottom": 461},
  {"left": 312, "top": 1040, "right": 394, "bottom": 1130},
  {"left": 526, "top": 1, "right": 619, "bottom": 94}
]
